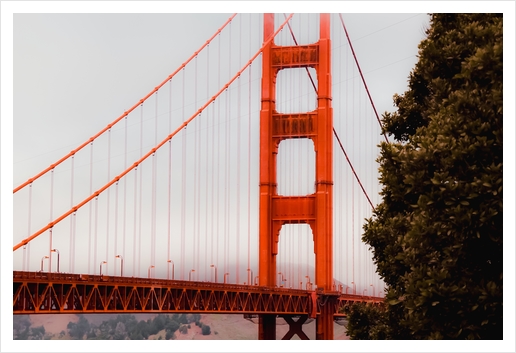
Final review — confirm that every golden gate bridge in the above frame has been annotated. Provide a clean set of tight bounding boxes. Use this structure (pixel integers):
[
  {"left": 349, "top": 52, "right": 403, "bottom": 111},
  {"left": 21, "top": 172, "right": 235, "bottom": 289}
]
[{"left": 13, "top": 13, "right": 397, "bottom": 340}]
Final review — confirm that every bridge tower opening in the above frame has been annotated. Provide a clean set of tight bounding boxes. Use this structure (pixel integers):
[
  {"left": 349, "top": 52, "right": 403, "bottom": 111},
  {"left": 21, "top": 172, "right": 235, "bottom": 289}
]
[{"left": 258, "top": 13, "right": 335, "bottom": 340}]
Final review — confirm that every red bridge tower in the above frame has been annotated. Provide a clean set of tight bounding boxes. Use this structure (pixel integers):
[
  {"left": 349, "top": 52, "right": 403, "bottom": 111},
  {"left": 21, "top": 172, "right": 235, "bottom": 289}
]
[{"left": 258, "top": 13, "right": 335, "bottom": 340}]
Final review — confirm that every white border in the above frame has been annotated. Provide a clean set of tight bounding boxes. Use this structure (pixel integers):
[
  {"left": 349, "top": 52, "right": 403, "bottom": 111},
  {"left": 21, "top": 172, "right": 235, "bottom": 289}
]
[{"left": 2, "top": 1, "right": 514, "bottom": 352}]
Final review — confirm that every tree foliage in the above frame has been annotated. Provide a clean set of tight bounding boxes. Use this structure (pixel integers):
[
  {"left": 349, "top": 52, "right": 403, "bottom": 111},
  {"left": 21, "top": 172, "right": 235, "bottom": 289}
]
[
  {"left": 345, "top": 303, "right": 388, "bottom": 340},
  {"left": 350, "top": 13, "right": 503, "bottom": 340},
  {"left": 67, "top": 315, "right": 90, "bottom": 339},
  {"left": 60, "top": 313, "right": 206, "bottom": 340},
  {"left": 201, "top": 324, "right": 211, "bottom": 335}
]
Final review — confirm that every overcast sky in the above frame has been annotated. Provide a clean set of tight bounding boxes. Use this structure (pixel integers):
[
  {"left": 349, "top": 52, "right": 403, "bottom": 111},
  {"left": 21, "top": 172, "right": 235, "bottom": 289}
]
[
  {"left": 2, "top": 1, "right": 514, "bottom": 352},
  {"left": 12, "top": 11, "right": 428, "bottom": 184},
  {"left": 8, "top": 11, "right": 431, "bottom": 283}
]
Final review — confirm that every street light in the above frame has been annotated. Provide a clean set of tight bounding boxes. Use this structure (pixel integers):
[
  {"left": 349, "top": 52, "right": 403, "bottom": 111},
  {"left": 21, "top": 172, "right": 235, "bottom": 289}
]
[
  {"left": 305, "top": 276, "right": 311, "bottom": 290},
  {"left": 148, "top": 265, "right": 155, "bottom": 278},
  {"left": 247, "top": 268, "right": 253, "bottom": 285},
  {"left": 351, "top": 281, "right": 356, "bottom": 295},
  {"left": 254, "top": 276, "right": 259, "bottom": 285},
  {"left": 189, "top": 269, "right": 196, "bottom": 281},
  {"left": 224, "top": 272, "right": 229, "bottom": 284},
  {"left": 210, "top": 265, "right": 217, "bottom": 283},
  {"left": 100, "top": 261, "right": 107, "bottom": 276},
  {"left": 51, "top": 249, "right": 60, "bottom": 273},
  {"left": 363, "top": 288, "right": 367, "bottom": 297},
  {"left": 278, "top": 272, "right": 286, "bottom": 287},
  {"left": 345, "top": 285, "right": 349, "bottom": 294},
  {"left": 115, "top": 255, "right": 124, "bottom": 277},
  {"left": 40, "top": 256, "right": 49, "bottom": 272},
  {"left": 167, "top": 260, "right": 174, "bottom": 280},
  {"left": 370, "top": 284, "right": 375, "bottom": 297}
]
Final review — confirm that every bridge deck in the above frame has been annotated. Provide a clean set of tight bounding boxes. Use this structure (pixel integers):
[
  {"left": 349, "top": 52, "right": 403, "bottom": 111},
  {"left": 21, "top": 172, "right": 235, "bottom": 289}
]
[{"left": 13, "top": 271, "right": 381, "bottom": 316}]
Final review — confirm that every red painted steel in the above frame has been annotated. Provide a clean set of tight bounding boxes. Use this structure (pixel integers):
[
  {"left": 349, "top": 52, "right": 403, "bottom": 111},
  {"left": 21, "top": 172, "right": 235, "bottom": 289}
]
[
  {"left": 13, "top": 271, "right": 381, "bottom": 316},
  {"left": 258, "top": 13, "right": 335, "bottom": 340}
]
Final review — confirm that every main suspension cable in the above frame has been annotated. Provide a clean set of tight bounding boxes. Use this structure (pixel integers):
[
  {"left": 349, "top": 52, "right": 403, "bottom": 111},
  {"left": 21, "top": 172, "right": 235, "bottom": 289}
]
[{"left": 13, "top": 14, "right": 238, "bottom": 194}]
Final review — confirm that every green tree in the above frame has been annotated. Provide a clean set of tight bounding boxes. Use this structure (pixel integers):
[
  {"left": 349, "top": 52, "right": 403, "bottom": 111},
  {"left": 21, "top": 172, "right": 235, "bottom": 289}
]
[
  {"left": 165, "top": 330, "right": 175, "bottom": 340},
  {"left": 165, "top": 319, "right": 180, "bottom": 334},
  {"left": 179, "top": 325, "right": 188, "bottom": 334},
  {"left": 31, "top": 326, "right": 45, "bottom": 339},
  {"left": 345, "top": 303, "right": 388, "bottom": 340},
  {"left": 113, "top": 321, "right": 127, "bottom": 340},
  {"left": 67, "top": 315, "right": 91, "bottom": 339},
  {"left": 201, "top": 324, "right": 211, "bottom": 336},
  {"left": 353, "top": 13, "right": 503, "bottom": 340}
]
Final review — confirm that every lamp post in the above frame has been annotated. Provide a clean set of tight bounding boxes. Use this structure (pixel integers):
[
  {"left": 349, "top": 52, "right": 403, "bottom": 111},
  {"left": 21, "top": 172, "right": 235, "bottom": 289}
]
[
  {"left": 345, "top": 285, "right": 349, "bottom": 294},
  {"left": 254, "top": 276, "right": 259, "bottom": 285},
  {"left": 305, "top": 276, "right": 311, "bottom": 290},
  {"left": 115, "top": 255, "right": 124, "bottom": 277},
  {"left": 370, "top": 284, "right": 375, "bottom": 297},
  {"left": 351, "top": 281, "right": 356, "bottom": 295},
  {"left": 210, "top": 265, "right": 217, "bottom": 283},
  {"left": 189, "top": 269, "right": 196, "bottom": 281},
  {"left": 363, "top": 288, "right": 367, "bottom": 297},
  {"left": 148, "top": 265, "right": 155, "bottom": 278},
  {"left": 40, "top": 256, "right": 49, "bottom": 272},
  {"left": 224, "top": 272, "right": 229, "bottom": 284},
  {"left": 247, "top": 268, "right": 253, "bottom": 285},
  {"left": 167, "top": 260, "right": 174, "bottom": 280},
  {"left": 51, "top": 249, "right": 60, "bottom": 273},
  {"left": 100, "top": 261, "right": 107, "bottom": 276},
  {"left": 278, "top": 272, "right": 285, "bottom": 287}
]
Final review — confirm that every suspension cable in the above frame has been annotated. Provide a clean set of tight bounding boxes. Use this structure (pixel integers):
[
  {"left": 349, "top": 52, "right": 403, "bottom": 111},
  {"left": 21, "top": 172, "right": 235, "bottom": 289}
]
[
  {"left": 13, "top": 13, "right": 295, "bottom": 253},
  {"left": 13, "top": 14, "right": 238, "bottom": 194},
  {"left": 338, "top": 13, "right": 389, "bottom": 143},
  {"left": 282, "top": 13, "right": 375, "bottom": 211}
]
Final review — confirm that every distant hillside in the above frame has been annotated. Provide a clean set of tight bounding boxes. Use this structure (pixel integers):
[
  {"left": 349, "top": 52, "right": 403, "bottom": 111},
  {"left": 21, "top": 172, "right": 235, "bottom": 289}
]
[{"left": 14, "top": 313, "right": 349, "bottom": 340}]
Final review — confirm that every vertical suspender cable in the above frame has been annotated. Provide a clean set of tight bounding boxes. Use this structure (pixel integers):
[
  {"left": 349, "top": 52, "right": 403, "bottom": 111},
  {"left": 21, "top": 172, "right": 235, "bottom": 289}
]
[
  {"left": 216, "top": 34, "right": 221, "bottom": 273},
  {"left": 152, "top": 92, "right": 158, "bottom": 269},
  {"left": 114, "top": 181, "right": 119, "bottom": 275},
  {"left": 247, "top": 13, "right": 252, "bottom": 282},
  {"left": 204, "top": 44, "right": 210, "bottom": 281},
  {"left": 25, "top": 184, "right": 33, "bottom": 271},
  {"left": 167, "top": 79, "right": 172, "bottom": 278},
  {"left": 138, "top": 106, "right": 143, "bottom": 277},
  {"left": 193, "top": 55, "right": 198, "bottom": 275},
  {"left": 210, "top": 75, "right": 215, "bottom": 269},
  {"left": 49, "top": 169, "right": 54, "bottom": 271},
  {"left": 224, "top": 89, "right": 228, "bottom": 276},
  {"left": 224, "top": 21, "right": 231, "bottom": 279},
  {"left": 123, "top": 116, "right": 128, "bottom": 271},
  {"left": 106, "top": 129, "right": 111, "bottom": 274},
  {"left": 228, "top": 20, "right": 232, "bottom": 281},
  {"left": 114, "top": 141, "right": 119, "bottom": 275},
  {"left": 88, "top": 142, "right": 93, "bottom": 273},
  {"left": 70, "top": 156, "right": 75, "bottom": 273},
  {"left": 236, "top": 15, "right": 241, "bottom": 284},
  {"left": 94, "top": 196, "right": 99, "bottom": 274},
  {"left": 196, "top": 56, "right": 201, "bottom": 277},
  {"left": 181, "top": 68, "right": 187, "bottom": 279},
  {"left": 132, "top": 166, "right": 138, "bottom": 277},
  {"left": 352, "top": 61, "right": 355, "bottom": 290}
]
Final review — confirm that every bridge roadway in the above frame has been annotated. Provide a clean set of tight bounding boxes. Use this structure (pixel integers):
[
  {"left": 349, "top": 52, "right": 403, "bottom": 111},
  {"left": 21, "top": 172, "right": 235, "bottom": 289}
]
[{"left": 13, "top": 271, "right": 381, "bottom": 317}]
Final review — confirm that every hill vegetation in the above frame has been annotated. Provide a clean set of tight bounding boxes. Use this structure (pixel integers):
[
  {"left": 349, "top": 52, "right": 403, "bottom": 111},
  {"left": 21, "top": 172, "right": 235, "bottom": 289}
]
[{"left": 14, "top": 313, "right": 211, "bottom": 340}]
